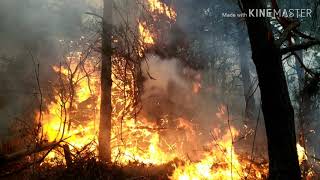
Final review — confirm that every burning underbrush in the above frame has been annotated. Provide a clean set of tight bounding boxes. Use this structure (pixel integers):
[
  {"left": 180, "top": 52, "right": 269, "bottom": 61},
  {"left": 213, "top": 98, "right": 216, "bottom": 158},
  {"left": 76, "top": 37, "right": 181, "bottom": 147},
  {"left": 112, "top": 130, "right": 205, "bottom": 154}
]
[
  {"left": 0, "top": 41, "right": 314, "bottom": 179},
  {"left": 1, "top": 51, "right": 271, "bottom": 179},
  {"left": 0, "top": 0, "right": 317, "bottom": 179}
]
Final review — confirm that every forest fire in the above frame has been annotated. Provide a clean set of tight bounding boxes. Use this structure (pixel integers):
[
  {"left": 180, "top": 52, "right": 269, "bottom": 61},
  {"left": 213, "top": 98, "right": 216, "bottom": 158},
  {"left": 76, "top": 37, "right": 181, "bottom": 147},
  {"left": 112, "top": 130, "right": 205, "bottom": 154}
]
[
  {"left": 171, "top": 128, "right": 264, "bottom": 180},
  {"left": 39, "top": 0, "right": 177, "bottom": 166},
  {"left": 38, "top": 53, "right": 269, "bottom": 178},
  {"left": 297, "top": 143, "right": 307, "bottom": 164},
  {"left": 147, "top": 0, "right": 177, "bottom": 20},
  {"left": 138, "top": 22, "right": 155, "bottom": 45},
  {"left": 33, "top": 0, "right": 303, "bottom": 179},
  {"left": 1, "top": 0, "right": 319, "bottom": 179}
]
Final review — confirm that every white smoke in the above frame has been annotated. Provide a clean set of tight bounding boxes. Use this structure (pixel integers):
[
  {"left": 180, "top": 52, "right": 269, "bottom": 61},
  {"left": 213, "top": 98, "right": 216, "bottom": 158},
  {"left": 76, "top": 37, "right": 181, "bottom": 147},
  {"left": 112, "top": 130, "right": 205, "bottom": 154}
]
[{"left": 141, "top": 54, "right": 188, "bottom": 100}]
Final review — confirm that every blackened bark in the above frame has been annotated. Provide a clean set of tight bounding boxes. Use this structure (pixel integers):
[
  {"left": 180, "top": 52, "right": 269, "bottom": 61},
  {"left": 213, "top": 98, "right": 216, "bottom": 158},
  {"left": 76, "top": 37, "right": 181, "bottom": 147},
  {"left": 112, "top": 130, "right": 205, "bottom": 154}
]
[
  {"left": 239, "top": 0, "right": 301, "bottom": 179},
  {"left": 63, "top": 144, "right": 72, "bottom": 168},
  {"left": 99, "top": 0, "right": 112, "bottom": 162}
]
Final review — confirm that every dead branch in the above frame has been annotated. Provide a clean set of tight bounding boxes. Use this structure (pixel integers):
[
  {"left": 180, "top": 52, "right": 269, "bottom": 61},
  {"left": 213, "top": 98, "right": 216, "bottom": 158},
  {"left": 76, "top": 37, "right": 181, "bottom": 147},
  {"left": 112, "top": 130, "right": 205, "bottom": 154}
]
[
  {"left": 0, "top": 141, "right": 61, "bottom": 165},
  {"left": 280, "top": 40, "right": 320, "bottom": 55},
  {"left": 85, "top": 12, "right": 103, "bottom": 20},
  {"left": 0, "top": 143, "right": 56, "bottom": 178},
  {"left": 292, "top": 51, "right": 319, "bottom": 77},
  {"left": 275, "top": 21, "right": 300, "bottom": 48},
  {"left": 245, "top": 105, "right": 261, "bottom": 180},
  {"left": 226, "top": 105, "right": 234, "bottom": 180}
]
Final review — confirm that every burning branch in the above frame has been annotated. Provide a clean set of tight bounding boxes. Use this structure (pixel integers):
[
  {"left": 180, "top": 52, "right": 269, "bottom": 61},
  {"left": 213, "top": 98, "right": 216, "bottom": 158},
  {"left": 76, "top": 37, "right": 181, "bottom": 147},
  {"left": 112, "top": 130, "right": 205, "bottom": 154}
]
[{"left": 0, "top": 141, "right": 62, "bottom": 166}]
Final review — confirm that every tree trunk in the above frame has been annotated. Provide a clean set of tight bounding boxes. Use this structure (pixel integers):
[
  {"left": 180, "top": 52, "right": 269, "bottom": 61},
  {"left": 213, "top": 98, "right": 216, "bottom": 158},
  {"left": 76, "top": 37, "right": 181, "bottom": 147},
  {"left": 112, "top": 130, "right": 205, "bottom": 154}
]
[
  {"left": 99, "top": 0, "right": 112, "bottom": 162},
  {"left": 294, "top": 46, "right": 306, "bottom": 146},
  {"left": 63, "top": 144, "right": 73, "bottom": 168},
  {"left": 238, "top": 29, "right": 257, "bottom": 122},
  {"left": 240, "top": 0, "right": 301, "bottom": 179},
  {"left": 292, "top": 0, "right": 313, "bottom": 174},
  {"left": 295, "top": 49, "right": 314, "bottom": 177}
]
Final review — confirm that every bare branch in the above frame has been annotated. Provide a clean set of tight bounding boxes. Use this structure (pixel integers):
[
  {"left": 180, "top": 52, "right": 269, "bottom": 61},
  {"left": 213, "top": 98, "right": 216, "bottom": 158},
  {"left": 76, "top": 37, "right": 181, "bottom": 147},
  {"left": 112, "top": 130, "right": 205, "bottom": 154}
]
[
  {"left": 85, "top": 12, "right": 103, "bottom": 20},
  {"left": 280, "top": 40, "right": 320, "bottom": 55},
  {"left": 275, "top": 21, "right": 300, "bottom": 48},
  {"left": 292, "top": 51, "right": 319, "bottom": 77},
  {"left": 0, "top": 141, "right": 62, "bottom": 165}
]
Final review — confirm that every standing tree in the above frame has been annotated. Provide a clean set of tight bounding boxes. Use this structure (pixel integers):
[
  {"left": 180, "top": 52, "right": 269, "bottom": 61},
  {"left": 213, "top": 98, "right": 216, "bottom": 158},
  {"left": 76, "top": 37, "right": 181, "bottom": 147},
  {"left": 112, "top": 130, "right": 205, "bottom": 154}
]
[
  {"left": 99, "top": 0, "right": 112, "bottom": 162},
  {"left": 238, "top": 27, "right": 257, "bottom": 122},
  {"left": 239, "top": 0, "right": 301, "bottom": 179}
]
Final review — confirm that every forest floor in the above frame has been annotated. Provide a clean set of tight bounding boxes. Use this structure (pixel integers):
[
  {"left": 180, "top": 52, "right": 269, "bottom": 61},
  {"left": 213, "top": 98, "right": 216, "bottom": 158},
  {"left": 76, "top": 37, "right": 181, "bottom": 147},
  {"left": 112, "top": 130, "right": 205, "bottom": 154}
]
[{"left": 1, "top": 158, "right": 178, "bottom": 180}]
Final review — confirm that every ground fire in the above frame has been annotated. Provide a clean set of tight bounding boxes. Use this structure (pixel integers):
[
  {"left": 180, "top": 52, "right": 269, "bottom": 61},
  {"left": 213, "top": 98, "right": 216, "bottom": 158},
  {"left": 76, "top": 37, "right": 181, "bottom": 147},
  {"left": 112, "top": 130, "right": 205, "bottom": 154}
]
[{"left": 1, "top": 0, "right": 320, "bottom": 179}]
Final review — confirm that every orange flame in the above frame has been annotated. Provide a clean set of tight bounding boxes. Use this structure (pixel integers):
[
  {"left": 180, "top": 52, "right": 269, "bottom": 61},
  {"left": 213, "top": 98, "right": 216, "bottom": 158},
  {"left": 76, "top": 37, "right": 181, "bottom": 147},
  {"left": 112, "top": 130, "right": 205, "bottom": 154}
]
[
  {"left": 35, "top": 1, "right": 272, "bottom": 179},
  {"left": 297, "top": 143, "right": 307, "bottom": 164},
  {"left": 171, "top": 128, "right": 242, "bottom": 180},
  {"left": 38, "top": 52, "right": 271, "bottom": 178},
  {"left": 147, "top": 0, "right": 177, "bottom": 20},
  {"left": 139, "top": 22, "right": 155, "bottom": 45}
]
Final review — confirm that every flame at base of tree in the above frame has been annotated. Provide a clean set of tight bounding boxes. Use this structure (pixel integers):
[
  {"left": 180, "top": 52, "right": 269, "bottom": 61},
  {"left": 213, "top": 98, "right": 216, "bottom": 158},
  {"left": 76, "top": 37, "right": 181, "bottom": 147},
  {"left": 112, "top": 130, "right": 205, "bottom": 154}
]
[
  {"left": 36, "top": 52, "right": 311, "bottom": 179},
  {"left": 33, "top": 0, "right": 312, "bottom": 179},
  {"left": 36, "top": 52, "right": 270, "bottom": 179}
]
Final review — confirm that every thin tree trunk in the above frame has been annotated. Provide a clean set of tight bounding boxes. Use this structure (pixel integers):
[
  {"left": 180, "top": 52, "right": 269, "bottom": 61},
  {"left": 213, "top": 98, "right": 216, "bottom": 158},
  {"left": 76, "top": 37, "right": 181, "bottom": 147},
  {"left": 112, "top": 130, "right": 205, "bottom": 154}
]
[
  {"left": 238, "top": 29, "right": 257, "bottom": 122},
  {"left": 292, "top": 0, "right": 312, "bottom": 174},
  {"left": 240, "top": 0, "right": 301, "bottom": 179},
  {"left": 99, "top": 0, "right": 112, "bottom": 162},
  {"left": 295, "top": 48, "right": 306, "bottom": 146},
  {"left": 295, "top": 49, "right": 313, "bottom": 176}
]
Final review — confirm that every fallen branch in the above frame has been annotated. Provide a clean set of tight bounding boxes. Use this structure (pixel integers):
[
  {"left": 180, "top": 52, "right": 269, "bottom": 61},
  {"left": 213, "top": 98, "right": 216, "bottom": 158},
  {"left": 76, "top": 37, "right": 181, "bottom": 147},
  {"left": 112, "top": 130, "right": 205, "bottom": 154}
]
[
  {"left": 0, "top": 144, "right": 56, "bottom": 178},
  {"left": 0, "top": 141, "right": 61, "bottom": 165}
]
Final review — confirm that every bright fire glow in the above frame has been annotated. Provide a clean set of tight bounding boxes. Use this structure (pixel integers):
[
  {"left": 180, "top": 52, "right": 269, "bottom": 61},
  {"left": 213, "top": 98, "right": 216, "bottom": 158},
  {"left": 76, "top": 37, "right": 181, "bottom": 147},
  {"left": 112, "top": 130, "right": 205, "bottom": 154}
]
[
  {"left": 33, "top": 1, "right": 297, "bottom": 179},
  {"left": 147, "top": 0, "right": 177, "bottom": 20},
  {"left": 38, "top": 65, "right": 268, "bottom": 177},
  {"left": 139, "top": 22, "right": 155, "bottom": 45},
  {"left": 297, "top": 143, "right": 307, "bottom": 164},
  {"left": 37, "top": 47, "right": 311, "bottom": 179},
  {"left": 171, "top": 128, "right": 243, "bottom": 180}
]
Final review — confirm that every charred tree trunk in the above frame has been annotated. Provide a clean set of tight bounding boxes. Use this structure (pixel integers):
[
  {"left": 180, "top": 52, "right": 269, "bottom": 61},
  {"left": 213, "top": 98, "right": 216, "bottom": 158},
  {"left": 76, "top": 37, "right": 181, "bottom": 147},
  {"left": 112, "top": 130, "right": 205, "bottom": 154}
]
[
  {"left": 63, "top": 144, "right": 73, "bottom": 168},
  {"left": 238, "top": 29, "right": 257, "bottom": 122},
  {"left": 240, "top": 0, "right": 301, "bottom": 179},
  {"left": 99, "top": 0, "right": 112, "bottom": 162}
]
